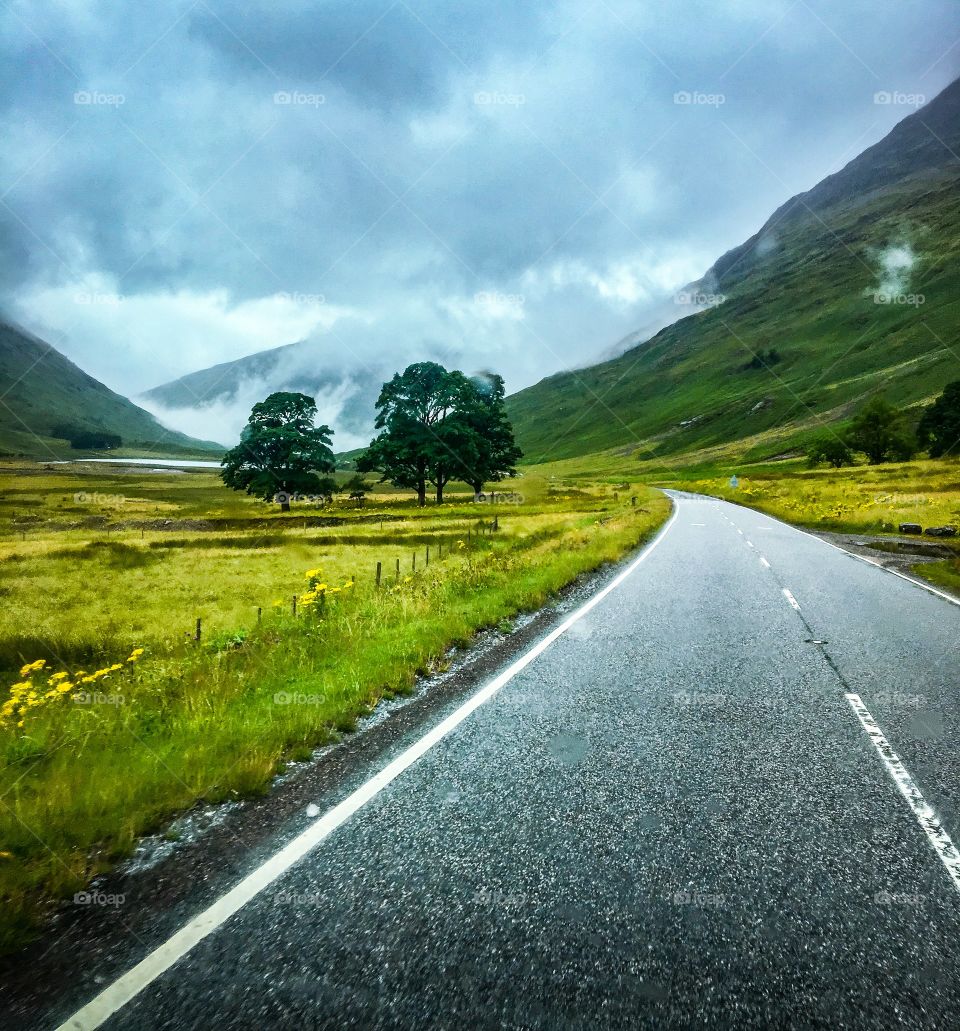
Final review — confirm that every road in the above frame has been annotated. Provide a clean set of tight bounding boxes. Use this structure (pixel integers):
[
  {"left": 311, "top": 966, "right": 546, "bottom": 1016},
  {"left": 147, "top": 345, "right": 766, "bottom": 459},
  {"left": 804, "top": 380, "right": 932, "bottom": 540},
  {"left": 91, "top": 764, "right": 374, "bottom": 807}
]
[{"left": 34, "top": 493, "right": 960, "bottom": 1028}]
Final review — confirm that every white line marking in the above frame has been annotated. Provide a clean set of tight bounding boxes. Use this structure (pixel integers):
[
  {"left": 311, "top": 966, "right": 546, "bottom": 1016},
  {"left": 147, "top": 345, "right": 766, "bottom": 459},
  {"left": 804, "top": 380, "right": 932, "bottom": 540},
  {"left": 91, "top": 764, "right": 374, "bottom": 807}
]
[
  {"left": 55, "top": 507, "right": 681, "bottom": 1031},
  {"left": 745, "top": 541, "right": 754, "bottom": 549},
  {"left": 845, "top": 693, "right": 960, "bottom": 893},
  {"left": 703, "top": 494, "right": 960, "bottom": 609},
  {"left": 783, "top": 588, "right": 801, "bottom": 611},
  {"left": 737, "top": 528, "right": 744, "bottom": 535},
  {"left": 759, "top": 557, "right": 770, "bottom": 569}
]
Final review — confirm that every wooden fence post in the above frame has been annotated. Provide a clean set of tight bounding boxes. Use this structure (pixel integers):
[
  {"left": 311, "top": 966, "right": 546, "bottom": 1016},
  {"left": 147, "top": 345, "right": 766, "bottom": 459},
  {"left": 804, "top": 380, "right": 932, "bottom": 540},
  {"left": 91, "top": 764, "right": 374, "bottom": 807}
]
[
  {"left": 426, "top": 545, "right": 430, "bottom": 566},
  {"left": 257, "top": 606, "right": 262, "bottom": 623},
  {"left": 396, "top": 558, "right": 400, "bottom": 580},
  {"left": 195, "top": 618, "right": 202, "bottom": 642},
  {"left": 292, "top": 595, "right": 297, "bottom": 617},
  {"left": 376, "top": 561, "right": 382, "bottom": 587}
]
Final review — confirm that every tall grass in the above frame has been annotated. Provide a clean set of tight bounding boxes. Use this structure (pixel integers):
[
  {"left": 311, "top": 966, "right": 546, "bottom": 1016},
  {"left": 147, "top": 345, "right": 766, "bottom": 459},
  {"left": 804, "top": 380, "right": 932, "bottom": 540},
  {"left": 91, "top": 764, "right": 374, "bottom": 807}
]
[{"left": 0, "top": 463, "right": 669, "bottom": 953}]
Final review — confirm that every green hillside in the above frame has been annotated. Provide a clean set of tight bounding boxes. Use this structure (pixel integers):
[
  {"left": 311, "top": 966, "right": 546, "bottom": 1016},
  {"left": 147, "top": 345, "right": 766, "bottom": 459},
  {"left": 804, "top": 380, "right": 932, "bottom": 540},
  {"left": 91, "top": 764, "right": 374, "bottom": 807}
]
[
  {"left": 508, "top": 77, "right": 960, "bottom": 467},
  {"left": 0, "top": 321, "right": 222, "bottom": 459}
]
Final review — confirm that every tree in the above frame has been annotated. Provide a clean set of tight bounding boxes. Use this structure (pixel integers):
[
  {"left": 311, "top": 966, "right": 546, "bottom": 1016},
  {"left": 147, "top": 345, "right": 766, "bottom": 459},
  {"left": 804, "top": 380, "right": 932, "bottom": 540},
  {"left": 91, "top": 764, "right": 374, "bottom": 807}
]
[
  {"left": 806, "top": 434, "right": 853, "bottom": 469},
  {"left": 52, "top": 424, "right": 122, "bottom": 450},
  {"left": 358, "top": 362, "right": 467, "bottom": 506},
  {"left": 918, "top": 381, "right": 960, "bottom": 458},
  {"left": 342, "top": 473, "right": 371, "bottom": 507},
  {"left": 846, "top": 396, "right": 916, "bottom": 464},
  {"left": 454, "top": 373, "right": 522, "bottom": 495},
  {"left": 220, "top": 392, "right": 335, "bottom": 511}
]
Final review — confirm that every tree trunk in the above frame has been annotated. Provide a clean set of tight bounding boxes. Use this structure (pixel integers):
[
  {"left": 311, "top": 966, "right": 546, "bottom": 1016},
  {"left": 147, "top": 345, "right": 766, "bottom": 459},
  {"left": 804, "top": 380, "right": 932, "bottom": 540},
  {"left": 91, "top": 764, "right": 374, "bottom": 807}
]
[
  {"left": 436, "top": 481, "right": 444, "bottom": 504},
  {"left": 417, "top": 480, "right": 426, "bottom": 507},
  {"left": 280, "top": 499, "right": 291, "bottom": 512},
  {"left": 470, "top": 480, "right": 483, "bottom": 497}
]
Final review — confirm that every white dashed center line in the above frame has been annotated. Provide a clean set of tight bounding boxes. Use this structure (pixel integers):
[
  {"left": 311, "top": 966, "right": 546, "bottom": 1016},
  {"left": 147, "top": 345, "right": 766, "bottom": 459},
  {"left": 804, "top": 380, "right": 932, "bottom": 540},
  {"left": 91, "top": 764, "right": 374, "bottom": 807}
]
[
  {"left": 782, "top": 588, "right": 801, "bottom": 611},
  {"left": 846, "top": 693, "right": 960, "bottom": 894},
  {"left": 759, "top": 557, "right": 770, "bottom": 569}
]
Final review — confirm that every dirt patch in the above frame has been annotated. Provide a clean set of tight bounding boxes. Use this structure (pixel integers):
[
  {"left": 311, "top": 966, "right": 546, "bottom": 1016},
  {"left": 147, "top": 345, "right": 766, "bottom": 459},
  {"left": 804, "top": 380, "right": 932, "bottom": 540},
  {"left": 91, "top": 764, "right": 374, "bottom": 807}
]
[{"left": 815, "top": 529, "right": 959, "bottom": 581}]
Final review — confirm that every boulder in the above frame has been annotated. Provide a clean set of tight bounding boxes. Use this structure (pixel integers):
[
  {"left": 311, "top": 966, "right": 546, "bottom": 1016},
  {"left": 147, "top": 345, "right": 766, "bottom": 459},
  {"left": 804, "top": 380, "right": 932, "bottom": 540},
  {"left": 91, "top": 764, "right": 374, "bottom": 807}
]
[
  {"left": 899, "top": 523, "right": 923, "bottom": 535},
  {"left": 924, "top": 525, "right": 957, "bottom": 538}
]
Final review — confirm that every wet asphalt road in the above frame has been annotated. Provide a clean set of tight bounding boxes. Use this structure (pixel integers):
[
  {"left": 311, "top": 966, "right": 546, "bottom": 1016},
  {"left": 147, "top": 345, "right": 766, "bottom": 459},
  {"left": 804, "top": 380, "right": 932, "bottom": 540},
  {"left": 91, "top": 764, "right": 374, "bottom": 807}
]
[{"left": 55, "top": 493, "right": 960, "bottom": 1029}]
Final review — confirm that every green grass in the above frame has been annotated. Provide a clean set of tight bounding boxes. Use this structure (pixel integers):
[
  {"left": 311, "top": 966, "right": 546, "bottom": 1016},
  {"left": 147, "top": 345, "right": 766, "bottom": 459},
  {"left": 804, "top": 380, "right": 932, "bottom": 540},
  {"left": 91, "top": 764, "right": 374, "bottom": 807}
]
[
  {"left": 655, "top": 458, "right": 960, "bottom": 535},
  {"left": 910, "top": 557, "right": 960, "bottom": 594},
  {"left": 507, "top": 167, "right": 960, "bottom": 468},
  {"left": 0, "top": 462, "right": 670, "bottom": 954}
]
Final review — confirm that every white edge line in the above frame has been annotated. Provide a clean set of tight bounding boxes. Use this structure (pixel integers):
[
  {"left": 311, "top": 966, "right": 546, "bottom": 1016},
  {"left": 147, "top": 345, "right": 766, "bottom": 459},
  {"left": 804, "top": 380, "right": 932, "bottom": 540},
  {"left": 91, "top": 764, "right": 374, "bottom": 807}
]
[
  {"left": 701, "top": 494, "right": 960, "bottom": 609},
  {"left": 845, "top": 693, "right": 960, "bottom": 893},
  {"left": 55, "top": 504, "right": 682, "bottom": 1031},
  {"left": 782, "top": 587, "right": 801, "bottom": 611}
]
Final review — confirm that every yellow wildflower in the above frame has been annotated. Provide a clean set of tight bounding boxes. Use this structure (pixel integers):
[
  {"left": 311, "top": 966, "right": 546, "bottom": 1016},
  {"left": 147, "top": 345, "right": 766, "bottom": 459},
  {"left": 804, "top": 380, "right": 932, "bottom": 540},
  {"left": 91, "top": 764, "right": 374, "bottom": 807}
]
[{"left": 19, "top": 659, "right": 46, "bottom": 677}]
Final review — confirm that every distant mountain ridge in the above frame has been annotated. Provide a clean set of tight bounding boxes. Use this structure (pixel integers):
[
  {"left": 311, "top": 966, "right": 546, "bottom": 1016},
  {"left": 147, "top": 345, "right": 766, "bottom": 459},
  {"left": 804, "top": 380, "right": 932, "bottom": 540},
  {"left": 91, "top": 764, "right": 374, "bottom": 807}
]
[
  {"left": 0, "top": 320, "right": 221, "bottom": 458},
  {"left": 141, "top": 339, "right": 385, "bottom": 448},
  {"left": 506, "top": 75, "right": 960, "bottom": 465}
]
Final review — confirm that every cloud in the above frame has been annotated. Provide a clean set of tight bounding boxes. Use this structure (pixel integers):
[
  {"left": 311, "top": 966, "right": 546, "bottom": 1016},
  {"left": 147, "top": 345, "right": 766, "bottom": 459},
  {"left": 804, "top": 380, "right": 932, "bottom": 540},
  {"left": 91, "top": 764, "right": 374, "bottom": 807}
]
[
  {"left": 0, "top": 0, "right": 957, "bottom": 448},
  {"left": 872, "top": 242, "right": 918, "bottom": 299}
]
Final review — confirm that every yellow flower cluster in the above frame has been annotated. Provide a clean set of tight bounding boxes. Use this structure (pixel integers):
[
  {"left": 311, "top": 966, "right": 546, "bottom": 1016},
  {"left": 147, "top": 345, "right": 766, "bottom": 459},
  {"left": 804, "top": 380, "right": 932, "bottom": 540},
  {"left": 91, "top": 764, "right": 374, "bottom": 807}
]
[
  {"left": 0, "top": 647, "right": 145, "bottom": 729},
  {"left": 299, "top": 567, "right": 354, "bottom": 608}
]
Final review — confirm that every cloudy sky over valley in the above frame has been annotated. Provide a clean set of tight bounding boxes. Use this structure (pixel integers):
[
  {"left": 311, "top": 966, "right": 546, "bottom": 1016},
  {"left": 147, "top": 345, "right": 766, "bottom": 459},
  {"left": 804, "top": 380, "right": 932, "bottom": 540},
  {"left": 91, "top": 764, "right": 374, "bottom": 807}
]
[{"left": 1, "top": 0, "right": 958, "bottom": 444}]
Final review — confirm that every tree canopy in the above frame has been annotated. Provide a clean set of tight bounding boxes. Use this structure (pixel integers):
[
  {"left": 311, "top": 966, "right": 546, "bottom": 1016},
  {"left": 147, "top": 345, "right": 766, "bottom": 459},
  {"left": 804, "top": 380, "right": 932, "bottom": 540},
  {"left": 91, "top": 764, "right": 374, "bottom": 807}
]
[
  {"left": 220, "top": 391, "right": 335, "bottom": 510},
  {"left": 919, "top": 380, "right": 960, "bottom": 458},
  {"left": 806, "top": 433, "right": 853, "bottom": 469},
  {"left": 358, "top": 362, "right": 522, "bottom": 505},
  {"left": 846, "top": 396, "right": 916, "bottom": 464}
]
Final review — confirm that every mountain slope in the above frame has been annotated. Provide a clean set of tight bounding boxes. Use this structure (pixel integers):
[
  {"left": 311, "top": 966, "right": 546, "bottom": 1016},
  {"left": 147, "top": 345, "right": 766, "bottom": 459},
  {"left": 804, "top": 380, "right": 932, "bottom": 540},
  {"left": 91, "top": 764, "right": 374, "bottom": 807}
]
[
  {"left": 0, "top": 321, "right": 221, "bottom": 458},
  {"left": 142, "top": 339, "right": 384, "bottom": 449},
  {"left": 507, "top": 77, "right": 960, "bottom": 466}
]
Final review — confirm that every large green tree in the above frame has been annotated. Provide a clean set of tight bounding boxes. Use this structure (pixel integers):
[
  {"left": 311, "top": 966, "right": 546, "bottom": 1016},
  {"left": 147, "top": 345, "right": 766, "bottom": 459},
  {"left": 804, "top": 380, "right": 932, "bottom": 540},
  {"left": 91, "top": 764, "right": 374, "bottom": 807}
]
[
  {"left": 358, "top": 362, "right": 468, "bottom": 506},
  {"left": 919, "top": 381, "right": 960, "bottom": 458},
  {"left": 455, "top": 372, "right": 522, "bottom": 495},
  {"left": 358, "top": 362, "right": 520, "bottom": 505},
  {"left": 220, "top": 391, "right": 335, "bottom": 511},
  {"left": 845, "top": 395, "right": 916, "bottom": 464}
]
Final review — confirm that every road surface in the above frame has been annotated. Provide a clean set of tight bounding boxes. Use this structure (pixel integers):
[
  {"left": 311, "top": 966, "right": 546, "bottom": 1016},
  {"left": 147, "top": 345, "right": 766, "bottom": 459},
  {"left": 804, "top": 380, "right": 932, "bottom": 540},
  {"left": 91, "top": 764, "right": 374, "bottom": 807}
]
[{"left": 25, "top": 493, "right": 960, "bottom": 1028}]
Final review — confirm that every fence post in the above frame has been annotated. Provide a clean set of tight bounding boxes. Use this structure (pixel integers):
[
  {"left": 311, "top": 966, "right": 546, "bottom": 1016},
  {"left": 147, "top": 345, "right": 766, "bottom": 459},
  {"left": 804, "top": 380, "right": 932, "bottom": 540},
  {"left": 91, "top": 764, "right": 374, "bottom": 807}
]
[
  {"left": 426, "top": 545, "right": 430, "bottom": 566},
  {"left": 292, "top": 595, "right": 297, "bottom": 617},
  {"left": 412, "top": 551, "right": 416, "bottom": 571},
  {"left": 195, "top": 618, "right": 202, "bottom": 642},
  {"left": 493, "top": 515, "right": 498, "bottom": 531},
  {"left": 376, "top": 561, "right": 382, "bottom": 587},
  {"left": 257, "top": 606, "right": 262, "bottom": 623},
  {"left": 396, "top": 558, "right": 400, "bottom": 580}
]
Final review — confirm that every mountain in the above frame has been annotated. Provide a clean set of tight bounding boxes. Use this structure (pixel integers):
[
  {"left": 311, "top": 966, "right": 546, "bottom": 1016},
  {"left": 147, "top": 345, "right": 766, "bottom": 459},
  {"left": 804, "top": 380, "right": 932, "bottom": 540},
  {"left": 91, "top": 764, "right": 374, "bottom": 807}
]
[
  {"left": 141, "top": 339, "right": 385, "bottom": 451},
  {"left": 507, "top": 77, "right": 960, "bottom": 467},
  {"left": 0, "top": 320, "right": 221, "bottom": 459}
]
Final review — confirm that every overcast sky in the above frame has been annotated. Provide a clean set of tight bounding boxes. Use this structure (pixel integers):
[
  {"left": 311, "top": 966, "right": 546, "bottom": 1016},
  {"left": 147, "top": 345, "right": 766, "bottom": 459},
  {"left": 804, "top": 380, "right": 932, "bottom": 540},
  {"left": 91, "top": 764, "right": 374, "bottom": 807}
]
[{"left": 2, "top": 0, "right": 958, "bottom": 433}]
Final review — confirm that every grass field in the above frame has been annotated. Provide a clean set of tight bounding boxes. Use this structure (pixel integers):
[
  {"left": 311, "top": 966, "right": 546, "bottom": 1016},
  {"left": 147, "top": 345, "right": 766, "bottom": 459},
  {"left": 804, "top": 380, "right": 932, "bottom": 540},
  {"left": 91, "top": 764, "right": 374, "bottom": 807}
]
[{"left": 0, "top": 461, "right": 670, "bottom": 953}]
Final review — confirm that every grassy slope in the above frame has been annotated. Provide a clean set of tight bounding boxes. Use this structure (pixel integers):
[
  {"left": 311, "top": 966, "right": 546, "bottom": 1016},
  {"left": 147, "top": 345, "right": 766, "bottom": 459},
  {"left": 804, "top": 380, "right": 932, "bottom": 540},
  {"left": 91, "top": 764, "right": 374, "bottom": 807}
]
[
  {"left": 0, "top": 464, "right": 669, "bottom": 953},
  {"left": 507, "top": 79, "right": 960, "bottom": 467},
  {"left": 508, "top": 167, "right": 960, "bottom": 466},
  {"left": 0, "top": 322, "right": 222, "bottom": 459}
]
